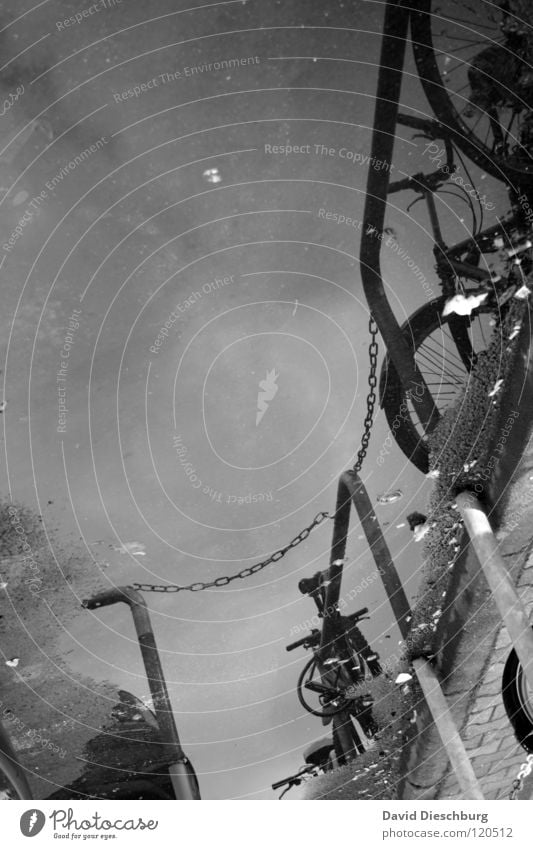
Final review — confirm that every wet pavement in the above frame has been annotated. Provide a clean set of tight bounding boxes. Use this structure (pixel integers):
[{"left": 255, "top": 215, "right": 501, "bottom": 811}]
[{"left": 0, "top": 0, "right": 511, "bottom": 799}]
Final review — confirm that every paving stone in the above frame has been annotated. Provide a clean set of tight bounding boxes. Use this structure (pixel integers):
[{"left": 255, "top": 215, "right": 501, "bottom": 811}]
[
  {"left": 477, "top": 663, "right": 503, "bottom": 698},
  {"left": 490, "top": 702, "right": 508, "bottom": 721},
  {"left": 463, "top": 723, "right": 487, "bottom": 740},
  {"left": 471, "top": 693, "right": 500, "bottom": 713},
  {"left": 468, "top": 739, "right": 504, "bottom": 758},
  {"left": 468, "top": 706, "right": 496, "bottom": 726},
  {"left": 483, "top": 663, "right": 506, "bottom": 683},
  {"left": 495, "top": 630, "right": 513, "bottom": 650},
  {"left": 464, "top": 734, "right": 485, "bottom": 750}
]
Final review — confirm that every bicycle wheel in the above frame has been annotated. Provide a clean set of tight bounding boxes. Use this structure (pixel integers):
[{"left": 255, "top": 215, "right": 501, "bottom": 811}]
[
  {"left": 502, "top": 634, "right": 533, "bottom": 752},
  {"left": 411, "top": 0, "right": 533, "bottom": 186},
  {"left": 379, "top": 296, "right": 494, "bottom": 473},
  {"left": 297, "top": 656, "right": 365, "bottom": 718}
]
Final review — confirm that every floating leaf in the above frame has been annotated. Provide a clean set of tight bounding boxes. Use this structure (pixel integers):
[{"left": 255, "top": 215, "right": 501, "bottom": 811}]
[{"left": 377, "top": 490, "right": 403, "bottom": 505}]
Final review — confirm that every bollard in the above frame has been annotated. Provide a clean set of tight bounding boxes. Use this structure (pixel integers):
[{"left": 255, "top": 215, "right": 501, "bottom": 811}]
[
  {"left": 83, "top": 586, "right": 200, "bottom": 800},
  {"left": 456, "top": 492, "right": 533, "bottom": 697},
  {"left": 413, "top": 659, "right": 485, "bottom": 799}
]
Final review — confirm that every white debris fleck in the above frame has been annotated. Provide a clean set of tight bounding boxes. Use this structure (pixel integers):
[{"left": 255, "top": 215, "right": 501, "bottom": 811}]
[
  {"left": 507, "top": 240, "right": 532, "bottom": 257},
  {"left": 203, "top": 167, "right": 222, "bottom": 184},
  {"left": 6, "top": 658, "right": 19, "bottom": 668},
  {"left": 377, "top": 490, "right": 403, "bottom": 504},
  {"left": 463, "top": 460, "right": 477, "bottom": 471},
  {"left": 13, "top": 190, "right": 29, "bottom": 206},
  {"left": 514, "top": 284, "right": 530, "bottom": 299},
  {"left": 395, "top": 673, "right": 413, "bottom": 685},
  {"left": 442, "top": 292, "right": 488, "bottom": 317},
  {"left": 413, "top": 522, "right": 430, "bottom": 541},
  {"left": 488, "top": 379, "right": 504, "bottom": 397},
  {"left": 426, "top": 469, "right": 440, "bottom": 479},
  {"left": 114, "top": 541, "right": 147, "bottom": 556},
  {"left": 508, "top": 324, "right": 521, "bottom": 340},
  {"left": 395, "top": 523, "right": 406, "bottom": 529}
]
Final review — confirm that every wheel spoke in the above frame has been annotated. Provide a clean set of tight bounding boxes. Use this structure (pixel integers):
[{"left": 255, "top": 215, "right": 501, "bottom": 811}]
[{"left": 415, "top": 0, "right": 533, "bottom": 179}]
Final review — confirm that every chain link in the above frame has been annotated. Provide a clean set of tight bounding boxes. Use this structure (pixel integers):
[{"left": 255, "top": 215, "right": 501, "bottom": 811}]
[
  {"left": 352, "top": 315, "right": 379, "bottom": 473},
  {"left": 132, "top": 511, "right": 330, "bottom": 593},
  {"left": 509, "top": 753, "right": 533, "bottom": 799}
]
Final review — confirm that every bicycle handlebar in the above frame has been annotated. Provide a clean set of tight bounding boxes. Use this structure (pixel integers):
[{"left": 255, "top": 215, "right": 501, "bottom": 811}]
[
  {"left": 396, "top": 112, "right": 450, "bottom": 138},
  {"left": 271, "top": 776, "right": 300, "bottom": 791},
  {"left": 272, "top": 767, "right": 314, "bottom": 791},
  {"left": 349, "top": 606, "right": 369, "bottom": 620},
  {"left": 285, "top": 607, "right": 370, "bottom": 651},
  {"left": 286, "top": 629, "right": 320, "bottom": 652}
]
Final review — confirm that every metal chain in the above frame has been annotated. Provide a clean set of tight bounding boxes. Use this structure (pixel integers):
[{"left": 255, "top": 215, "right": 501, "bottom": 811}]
[
  {"left": 352, "top": 315, "right": 379, "bottom": 473},
  {"left": 132, "top": 511, "right": 330, "bottom": 593},
  {"left": 133, "top": 317, "right": 377, "bottom": 594},
  {"left": 509, "top": 753, "right": 533, "bottom": 799}
]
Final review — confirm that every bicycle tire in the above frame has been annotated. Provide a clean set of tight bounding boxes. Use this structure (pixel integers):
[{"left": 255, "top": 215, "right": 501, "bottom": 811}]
[
  {"left": 379, "top": 296, "right": 494, "bottom": 473},
  {"left": 502, "top": 634, "right": 533, "bottom": 752},
  {"left": 297, "top": 656, "right": 356, "bottom": 718},
  {"left": 410, "top": 0, "right": 533, "bottom": 187}
]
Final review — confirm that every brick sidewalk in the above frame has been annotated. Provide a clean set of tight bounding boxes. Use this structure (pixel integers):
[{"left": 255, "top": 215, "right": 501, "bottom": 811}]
[
  {"left": 400, "top": 312, "right": 533, "bottom": 800},
  {"left": 437, "top": 549, "right": 533, "bottom": 799}
]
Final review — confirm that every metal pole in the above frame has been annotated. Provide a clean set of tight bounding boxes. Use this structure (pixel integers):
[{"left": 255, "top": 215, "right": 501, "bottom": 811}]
[
  {"left": 412, "top": 659, "right": 485, "bottom": 799},
  {"left": 360, "top": 0, "right": 440, "bottom": 433},
  {"left": 320, "top": 478, "right": 353, "bottom": 651},
  {"left": 321, "top": 471, "right": 412, "bottom": 648},
  {"left": 456, "top": 492, "right": 533, "bottom": 696},
  {"left": 83, "top": 586, "right": 200, "bottom": 800},
  {"left": 343, "top": 471, "right": 412, "bottom": 639}
]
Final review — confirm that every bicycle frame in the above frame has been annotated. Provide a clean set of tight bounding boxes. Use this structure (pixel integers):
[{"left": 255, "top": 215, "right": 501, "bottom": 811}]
[
  {"left": 360, "top": 0, "right": 440, "bottom": 435},
  {"left": 390, "top": 114, "right": 524, "bottom": 293},
  {"left": 359, "top": 0, "right": 529, "bottom": 435}
]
